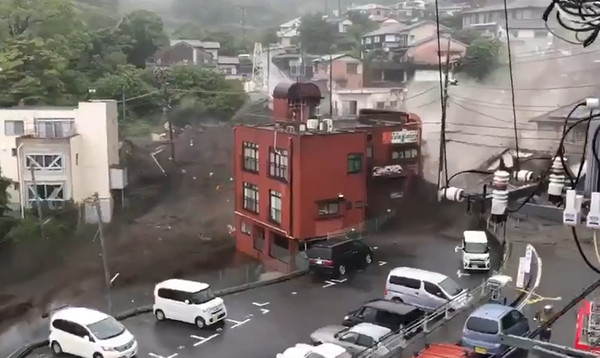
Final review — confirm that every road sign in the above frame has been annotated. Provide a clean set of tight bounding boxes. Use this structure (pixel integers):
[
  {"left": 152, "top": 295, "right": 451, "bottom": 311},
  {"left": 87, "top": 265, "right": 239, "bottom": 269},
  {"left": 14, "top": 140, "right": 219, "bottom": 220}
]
[{"left": 516, "top": 257, "right": 527, "bottom": 288}]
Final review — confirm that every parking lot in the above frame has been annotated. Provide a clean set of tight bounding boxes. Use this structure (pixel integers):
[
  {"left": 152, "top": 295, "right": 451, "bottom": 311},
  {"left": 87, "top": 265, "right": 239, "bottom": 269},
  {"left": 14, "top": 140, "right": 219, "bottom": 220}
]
[{"left": 27, "top": 232, "right": 499, "bottom": 358}]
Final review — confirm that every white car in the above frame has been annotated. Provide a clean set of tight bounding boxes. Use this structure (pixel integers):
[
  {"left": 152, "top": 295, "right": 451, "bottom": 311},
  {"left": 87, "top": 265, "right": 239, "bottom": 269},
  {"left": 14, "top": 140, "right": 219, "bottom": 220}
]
[
  {"left": 277, "top": 343, "right": 352, "bottom": 358},
  {"left": 153, "top": 278, "right": 227, "bottom": 328},
  {"left": 49, "top": 307, "right": 137, "bottom": 358},
  {"left": 456, "top": 230, "right": 490, "bottom": 271}
]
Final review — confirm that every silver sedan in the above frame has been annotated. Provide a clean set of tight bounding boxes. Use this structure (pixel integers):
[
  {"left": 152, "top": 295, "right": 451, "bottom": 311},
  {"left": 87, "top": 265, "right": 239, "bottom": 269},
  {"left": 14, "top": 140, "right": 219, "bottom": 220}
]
[{"left": 310, "top": 323, "right": 392, "bottom": 356}]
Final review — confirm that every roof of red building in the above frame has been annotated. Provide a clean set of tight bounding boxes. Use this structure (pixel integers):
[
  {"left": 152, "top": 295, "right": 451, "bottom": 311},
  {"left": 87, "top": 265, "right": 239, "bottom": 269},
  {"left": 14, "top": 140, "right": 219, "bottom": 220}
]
[
  {"left": 415, "top": 344, "right": 473, "bottom": 358},
  {"left": 272, "top": 82, "right": 322, "bottom": 100}
]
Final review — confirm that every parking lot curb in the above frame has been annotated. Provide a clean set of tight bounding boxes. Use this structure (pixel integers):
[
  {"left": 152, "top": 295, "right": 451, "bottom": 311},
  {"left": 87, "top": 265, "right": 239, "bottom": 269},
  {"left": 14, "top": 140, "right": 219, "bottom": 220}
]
[{"left": 8, "top": 268, "right": 309, "bottom": 358}]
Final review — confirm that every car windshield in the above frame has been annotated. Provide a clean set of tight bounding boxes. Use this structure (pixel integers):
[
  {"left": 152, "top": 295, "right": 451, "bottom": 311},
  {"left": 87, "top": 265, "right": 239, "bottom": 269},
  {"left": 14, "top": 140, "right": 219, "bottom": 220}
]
[
  {"left": 438, "top": 277, "right": 463, "bottom": 297},
  {"left": 87, "top": 317, "right": 125, "bottom": 340},
  {"left": 307, "top": 247, "right": 332, "bottom": 259},
  {"left": 464, "top": 242, "right": 488, "bottom": 253},
  {"left": 466, "top": 316, "right": 499, "bottom": 334},
  {"left": 191, "top": 288, "right": 216, "bottom": 304}
]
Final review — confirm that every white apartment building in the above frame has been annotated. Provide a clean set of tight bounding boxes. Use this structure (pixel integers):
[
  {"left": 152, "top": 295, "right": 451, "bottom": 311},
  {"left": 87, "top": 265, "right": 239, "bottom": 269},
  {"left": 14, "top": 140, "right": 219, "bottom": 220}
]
[
  {"left": 0, "top": 100, "right": 126, "bottom": 222},
  {"left": 332, "top": 88, "right": 406, "bottom": 116}
]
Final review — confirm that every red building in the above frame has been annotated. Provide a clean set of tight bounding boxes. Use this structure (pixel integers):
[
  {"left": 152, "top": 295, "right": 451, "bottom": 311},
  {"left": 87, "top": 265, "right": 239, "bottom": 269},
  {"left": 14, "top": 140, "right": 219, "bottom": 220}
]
[{"left": 232, "top": 82, "right": 422, "bottom": 271}]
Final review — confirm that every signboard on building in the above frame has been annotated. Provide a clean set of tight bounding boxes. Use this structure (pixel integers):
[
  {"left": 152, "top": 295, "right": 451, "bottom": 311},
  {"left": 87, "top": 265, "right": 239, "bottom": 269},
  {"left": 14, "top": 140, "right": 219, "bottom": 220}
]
[
  {"left": 373, "top": 165, "right": 403, "bottom": 177},
  {"left": 382, "top": 129, "right": 419, "bottom": 144}
]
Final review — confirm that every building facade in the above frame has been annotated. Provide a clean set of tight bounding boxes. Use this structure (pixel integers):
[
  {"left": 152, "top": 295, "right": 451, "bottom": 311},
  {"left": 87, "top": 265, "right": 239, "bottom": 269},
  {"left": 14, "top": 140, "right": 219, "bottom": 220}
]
[
  {"left": 332, "top": 88, "right": 406, "bottom": 116},
  {"left": 0, "top": 101, "right": 125, "bottom": 222},
  {"left": 232, "top": 82, "right": 423, "bottom": 271}
]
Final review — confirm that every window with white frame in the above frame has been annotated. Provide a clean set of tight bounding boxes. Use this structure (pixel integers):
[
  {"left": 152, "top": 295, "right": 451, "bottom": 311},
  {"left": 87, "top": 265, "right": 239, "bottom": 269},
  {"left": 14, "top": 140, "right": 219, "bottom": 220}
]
[
  {"left": 35, "top": 119, "right": 74, "bottom": 138},
  {"left": 269, "top": 148, "right": 288, "bottom": 180},
  {"left": 242, "top": 142, "right": 259, "bottom": 172},
  {"left": 25, "top": 154, "right": 64, "bottom": 171},
  {"left": 269, "top": 190, "right": 282, "bottom": 223},
  {"left": 4, "top": 120, "right": 24, "bottom": 136},
  {"left": 27, "top": 183, "right": 65, "bottom": 208},
  {"left": 243, "top": 182, "right": 259, "bottom": 213}
]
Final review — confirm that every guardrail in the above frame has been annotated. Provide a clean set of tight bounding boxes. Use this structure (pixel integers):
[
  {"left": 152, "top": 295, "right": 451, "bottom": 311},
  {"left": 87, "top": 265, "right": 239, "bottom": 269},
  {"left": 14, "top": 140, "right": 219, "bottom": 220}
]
[{"left": 355, "top": 280, "right": 491, "bottom": 358}]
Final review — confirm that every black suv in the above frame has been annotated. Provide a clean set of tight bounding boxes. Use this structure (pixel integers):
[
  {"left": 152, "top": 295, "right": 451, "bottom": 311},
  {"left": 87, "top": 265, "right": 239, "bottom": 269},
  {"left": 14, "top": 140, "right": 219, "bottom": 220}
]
[
  {"left": 306, "top": 238, "right": 373, "bottom": 278},
  {"left": 343, "top": 299, "right": 425, "bottom": 335}
]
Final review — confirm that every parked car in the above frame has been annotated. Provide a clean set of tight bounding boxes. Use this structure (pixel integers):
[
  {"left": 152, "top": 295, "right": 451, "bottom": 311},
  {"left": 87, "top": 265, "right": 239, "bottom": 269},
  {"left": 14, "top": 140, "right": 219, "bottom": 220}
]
[
  {"left": 48, "top": 306, "right": 137, "bottom": 358},
  {"left": 153, "top": 278, "right": 227, "bottom": 328},
  {"left": 310, "top": 322, "right": 391, "bottom": 356},
  {"left": 455, "top": 231, "right": 491, "bottom": 271},
  {"left": 461, "top": 303, "right": 530, "bottom": 355},
  {"left": 307, "top": 237, "right": 373, "bottom": 278},
  {"left": 343, "top": 298, "right": 425, "bottom": 335},
  {"left": 384, "top": 267, "right": 470, "bottom": 311},
  {"left": 276, "top": 343, "right": 352, "bottom": 358}
]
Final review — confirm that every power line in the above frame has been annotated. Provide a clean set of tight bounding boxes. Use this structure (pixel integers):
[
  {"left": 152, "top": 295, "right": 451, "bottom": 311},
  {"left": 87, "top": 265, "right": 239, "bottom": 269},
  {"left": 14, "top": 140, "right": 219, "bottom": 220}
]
[
  {"left": 447, "top": 130, "right": 568, "bottom": 141},
  {"left": 457, "top": 83, "right": 599, "bottom": 91},
  {"left": 514, "top": 49, "right": 600, "bottom": 64},
  {"left": 451, "top": 99, "right": 553, "bottom": 113},
  {"left": 449, "top": 99, "right": 514, "bottom": 123},
  {"left": 450, "top": 94, "right": 567, "bottom": 108}
]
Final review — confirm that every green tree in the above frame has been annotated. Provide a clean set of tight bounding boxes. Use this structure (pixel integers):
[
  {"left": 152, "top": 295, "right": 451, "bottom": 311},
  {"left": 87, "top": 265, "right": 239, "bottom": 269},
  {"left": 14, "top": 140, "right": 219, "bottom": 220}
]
[
  {"left": 260, "top": 28, "right": 278, "bottom": 45},
  {"left": 117, "top": 10, "right": 168, "bottom": 68},
  {"left": 298, "top": 13, "right": 336, "bottom": 54},
  {"left": 173, "top": 23, "right": 206, "bottom": 39},
  {"left": 452, "top": 28, "right": 481, "bottom": 45},
  {"left": 457, "top": 38, "right": 501, "bottom": 80},
  {"left": 0, "top": 168, "right": 11, "bottom": 217},
  {"left": 340, "top": 12, "right": 377, "bottom": 55}
]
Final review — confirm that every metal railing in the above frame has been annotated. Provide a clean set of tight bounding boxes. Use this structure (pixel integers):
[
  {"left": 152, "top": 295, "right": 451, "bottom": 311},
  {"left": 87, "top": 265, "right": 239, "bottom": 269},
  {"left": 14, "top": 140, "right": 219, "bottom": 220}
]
[{"left": 355, "top": 280, "right": 493, "bottom": 358}]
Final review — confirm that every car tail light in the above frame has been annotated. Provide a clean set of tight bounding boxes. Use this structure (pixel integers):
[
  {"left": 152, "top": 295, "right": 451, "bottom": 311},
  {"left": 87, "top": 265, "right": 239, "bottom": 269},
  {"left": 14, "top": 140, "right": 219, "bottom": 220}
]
[
  {"left": 309, "top": 258, "right": 316, "bottom": 264},
  {"left": 322, "top": 260, "right": 333, "bottom": 267}
]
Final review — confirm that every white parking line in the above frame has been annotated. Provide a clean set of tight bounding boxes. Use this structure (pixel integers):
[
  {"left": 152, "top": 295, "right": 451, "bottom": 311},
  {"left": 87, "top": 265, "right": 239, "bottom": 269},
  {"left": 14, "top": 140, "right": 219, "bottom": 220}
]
[
  {"left": 190, "top": 333, "right": 219, "bottom": 346},
  {"left": 322, "top": 280, "right": 336, "bottom": 288},
  {"left": 378, "top": 261, "right": 387, "bottom": 266},
  {"left": 226, "top": 318, "right": 251, "bottom": 328},
  {"left": 331, "top": 278, "right": 347, "bottom": 283},
  {"left": 260, "top": 308, "right": 269, "bottom": 314},
  {"left": 149, "top": 353, "right": 178, "bottom": 358},
  {"left": 252, "top": 301, "right": 270, "bottom": 307}
]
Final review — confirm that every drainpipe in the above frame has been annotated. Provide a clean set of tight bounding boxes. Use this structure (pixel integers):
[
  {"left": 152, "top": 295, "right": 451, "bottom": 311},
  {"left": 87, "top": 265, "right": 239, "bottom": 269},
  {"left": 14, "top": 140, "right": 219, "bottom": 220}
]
[
  {"left": 15, "top": 142, "right": 24, "bottom": 218},
  {"left": 288, "top": 136, "right": 294, "bottom": 271}
]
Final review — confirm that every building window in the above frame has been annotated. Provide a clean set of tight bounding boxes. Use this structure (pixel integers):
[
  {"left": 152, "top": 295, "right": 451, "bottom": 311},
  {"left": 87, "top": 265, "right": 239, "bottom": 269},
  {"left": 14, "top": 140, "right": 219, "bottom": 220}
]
[
  {"left": 365, "top": 37, "right": 372, "bottom": 44},
  {"left": 374, "top": 36, "right": 381, "bottom": 43},
  {"left": 35, "top": 119, "right": 74, "bottom": 138},
  {"left": 269, "top": 148, "right": 288, "bottom": 180},
  {"left": 242, "top": 142, "right": 259, "bottom": 172},
  {"left": 376, "top": 102, "right": 385, "bottom": 109},
  {"left": 346, "top": 63, "right": 359, "bottom": 74},
  {"left": 347, "top": 154, "right": 362, "bottom": 173},
  {"left": 240, "top": 220, "right": 251, "bottom": 235},
  {"left": 317, "top": 201, "right": 340, "bottom": 216},
  {"left": 27, "top": 183, "right": 65, "bottom": 209},
  {"left": 392, "top": 148, "right": 419, "bottom": 159},
  {"left": 4, "top": 120, "right": 24, "bottom": 136},
  {"left": 366, "top": 147, "right": 373, "bottom": 158},
  {"left": 269, "top": 190, "right": 282, "bottom": 224},
  {"left": 25, "top": 154, "right": 64, "bottom": 171},
  {"left": 243, "top": 182, "right": 259, "bottom": 213}
]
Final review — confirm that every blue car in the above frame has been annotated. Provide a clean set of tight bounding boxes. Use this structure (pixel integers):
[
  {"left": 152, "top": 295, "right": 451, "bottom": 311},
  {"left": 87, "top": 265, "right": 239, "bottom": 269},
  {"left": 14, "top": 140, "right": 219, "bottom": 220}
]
[{"left": 461, "top": 303, "right": 529, "bottom": 355}]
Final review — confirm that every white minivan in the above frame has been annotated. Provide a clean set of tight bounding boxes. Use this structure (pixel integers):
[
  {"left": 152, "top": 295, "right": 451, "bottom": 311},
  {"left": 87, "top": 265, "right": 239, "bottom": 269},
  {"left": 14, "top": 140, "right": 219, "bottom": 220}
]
[
  {"left": 49, "top": 307, "right": 137, "bottom": 358},
  {"left": 384, "top": 267, "right": 470, "bottom": 311},
  {"left": 456, "top": 230, "right": 490, "bottom": 271},
  {"left": 153, "top": 278, "right": 227, "bottom": 328}
]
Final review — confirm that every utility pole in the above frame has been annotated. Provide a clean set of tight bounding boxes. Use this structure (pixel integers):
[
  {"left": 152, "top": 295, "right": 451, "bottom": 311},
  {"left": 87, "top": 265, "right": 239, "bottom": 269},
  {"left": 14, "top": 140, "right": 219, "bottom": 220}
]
[
  {"left": 154, "top": 68, "right": 175, "bottom": 162},
  {"left": 240, "top": 6, "right": 247, "bottom": 42},
  {"left": 29, "top": 165, "right": 45, "bottom": 240},
  {"left": 438, "top": 37, "right": 452, "bottom": 186},
  {"left": 329, "top": 51, "right": 334, "bottom": 117},
  {"left": 338, "top": 0, "right": 342, "bottom": 15},
  {"left": 324, "top": 0, "right": 328, "bottom": 15},
  {"left": 121, "top": 85, "right": 126, "bottom": 121},
  {"left": 92, "top": 192, "right": 112, "bottom": 314},
  {"left": 266, "top": 46, "right": 271, "bottom": 96}
]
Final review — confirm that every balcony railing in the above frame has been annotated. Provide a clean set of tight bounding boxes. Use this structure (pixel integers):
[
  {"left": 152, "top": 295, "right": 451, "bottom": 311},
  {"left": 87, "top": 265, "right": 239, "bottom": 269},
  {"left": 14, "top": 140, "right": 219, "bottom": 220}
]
[{"left": 21, "top": 122, "right": 77, "bottom": 139}]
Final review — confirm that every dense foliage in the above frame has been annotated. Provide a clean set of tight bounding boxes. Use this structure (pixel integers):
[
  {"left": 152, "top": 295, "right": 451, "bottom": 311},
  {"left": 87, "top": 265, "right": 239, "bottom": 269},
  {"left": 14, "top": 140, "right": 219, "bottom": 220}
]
[
  {"left": 456, "top": 37, "right": 502, "bottom": 80},
  {"left": 0, "top": 0, "right": 247, "bottom": 133}
]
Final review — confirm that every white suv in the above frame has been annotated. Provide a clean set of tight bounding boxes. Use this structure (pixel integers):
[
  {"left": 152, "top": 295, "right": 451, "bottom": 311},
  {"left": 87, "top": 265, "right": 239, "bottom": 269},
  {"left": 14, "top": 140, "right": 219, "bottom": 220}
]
[
  {"left": 49, "top": 307, "right": 137, "bottom": 358},
  {"left": 153, "top": 279, "right": 227, "bottom": 328}
]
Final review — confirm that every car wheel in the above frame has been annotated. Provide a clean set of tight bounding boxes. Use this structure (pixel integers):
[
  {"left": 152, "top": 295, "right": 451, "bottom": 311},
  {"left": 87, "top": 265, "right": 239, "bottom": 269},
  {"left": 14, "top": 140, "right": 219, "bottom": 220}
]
[
  {"left": 154, "top": 309, "right": 165, "bottom": 321},
  {"left": 365, "top": 254, "right": 372, "bottom": 265},
  {"left": 51, "top": 341, "right": 63, "bottom": 355},
  {"left": 195, "top": 317, "right": 206, "bottom": 329},
  {"left": 93, "top": 354, "right": 103, "bottom": 358},
  {"left": 392, "top": 297, "right": 404, "bottom": 303},
  {"left": 338, "top": 265, "right": 346, "bottom": 276}
]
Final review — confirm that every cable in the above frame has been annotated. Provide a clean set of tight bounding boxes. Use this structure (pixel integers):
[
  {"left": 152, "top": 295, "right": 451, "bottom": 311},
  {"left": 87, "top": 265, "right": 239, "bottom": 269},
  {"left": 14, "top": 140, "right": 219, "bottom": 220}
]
[
  {"left": 542, "top": 0, "right": 600, "bottom": 47},
  {"left": 451, "top": 94, "right": 586, "bottom": 108},
  {"left": 447, "top": 170, "right": 494, "bottom": 186},
  {"left": 574, "top": 110, "right": 592, "bottom": 188},
  {"left": 450, "top": 99, "right": 554, "bottom": 113},
  {"left": 592, "top": 123, "right": 600, "bottom": 191},
  {"left": 559, "top": 102, "right": 586, "bottom": 188},
  {"left": 502, "top": 0, "right": 520, "bottom": 171},
  {"left": 457, "top": 82, "right": 600, "bottom": 91}
]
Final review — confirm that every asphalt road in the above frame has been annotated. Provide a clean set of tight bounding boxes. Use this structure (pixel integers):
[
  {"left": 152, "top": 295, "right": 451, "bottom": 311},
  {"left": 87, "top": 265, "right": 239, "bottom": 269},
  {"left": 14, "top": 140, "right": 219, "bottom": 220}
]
[{"left": 26, "top": 232, "right": 500, "bottom": 358}]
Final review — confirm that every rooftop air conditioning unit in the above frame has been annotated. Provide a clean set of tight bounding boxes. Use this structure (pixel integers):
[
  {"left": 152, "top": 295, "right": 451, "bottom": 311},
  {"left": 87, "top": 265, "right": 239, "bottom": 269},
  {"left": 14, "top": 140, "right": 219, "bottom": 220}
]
[
  {"left": 299, "top": 124, "right": 307, "bottom": 132},
  {"left": 306, "top": 119, "right": 319, "bottom": 130},
  {"left": 285, "top": 126, "right": 295, "bottom": 133}
]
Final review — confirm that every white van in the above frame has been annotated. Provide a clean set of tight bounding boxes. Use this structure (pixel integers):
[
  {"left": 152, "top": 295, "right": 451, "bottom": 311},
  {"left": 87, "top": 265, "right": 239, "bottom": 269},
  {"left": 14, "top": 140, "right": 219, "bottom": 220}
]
[
  {"left": 456, "top": 231, "right": 490, "bottom": 271},
  {"left": 384, "top": 267, "right": 470, "bottom": 311},
  {"left": 153, "top": 279, "right": 227, "bottom": 328},
  {"left": 49, "top": 307, "right": 137, "bottom": 358}
]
